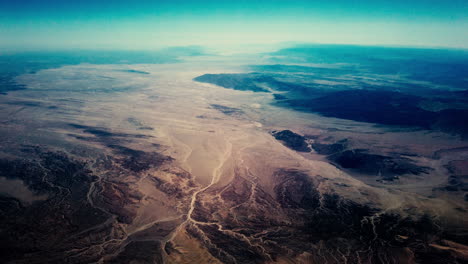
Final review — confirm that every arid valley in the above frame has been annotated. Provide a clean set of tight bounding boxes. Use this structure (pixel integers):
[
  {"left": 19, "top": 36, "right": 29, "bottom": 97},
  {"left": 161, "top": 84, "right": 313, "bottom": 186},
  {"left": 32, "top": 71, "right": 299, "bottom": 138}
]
[{"left": 1, "top": 48, "right": 468, "bottom": 263}]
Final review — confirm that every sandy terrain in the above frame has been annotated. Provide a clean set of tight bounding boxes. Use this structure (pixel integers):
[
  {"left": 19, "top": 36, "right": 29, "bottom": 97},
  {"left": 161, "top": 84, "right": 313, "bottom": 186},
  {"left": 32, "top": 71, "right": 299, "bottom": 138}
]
[{"left": 0, "top": 56, "right": 466, "bottom": 263}]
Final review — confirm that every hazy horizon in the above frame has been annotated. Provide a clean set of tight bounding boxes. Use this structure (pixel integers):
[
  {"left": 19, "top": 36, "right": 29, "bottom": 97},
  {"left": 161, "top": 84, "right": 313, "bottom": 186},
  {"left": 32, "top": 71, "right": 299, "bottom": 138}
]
[{"left": 1, "top": 0, "right": 467, "bottom": 52}]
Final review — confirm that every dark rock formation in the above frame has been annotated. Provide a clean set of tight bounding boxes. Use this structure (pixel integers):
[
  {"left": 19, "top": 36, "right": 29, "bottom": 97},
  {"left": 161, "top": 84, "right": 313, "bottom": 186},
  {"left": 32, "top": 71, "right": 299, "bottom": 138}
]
[
  {"left": 272, "top": 130, "right": 311, "bottom": 152},
  {"left": 329, "top": 149, "right": 431, "bottom": 179},
  {"left": 194, "top": 73, "right": 270, "bottom": 92},
  {"left": 311, "top": 139, "right": 348, "bottom": 155},
  {"left": 210, "top": 104, "right": 244, "bottom": 116}
]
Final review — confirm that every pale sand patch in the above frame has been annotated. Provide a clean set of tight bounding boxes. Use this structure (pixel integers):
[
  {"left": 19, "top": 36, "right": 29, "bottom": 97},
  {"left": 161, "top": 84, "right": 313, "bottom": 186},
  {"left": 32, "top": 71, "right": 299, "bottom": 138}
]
[{"left": 0, "top": 177, "right": 48, "bottom": 203}]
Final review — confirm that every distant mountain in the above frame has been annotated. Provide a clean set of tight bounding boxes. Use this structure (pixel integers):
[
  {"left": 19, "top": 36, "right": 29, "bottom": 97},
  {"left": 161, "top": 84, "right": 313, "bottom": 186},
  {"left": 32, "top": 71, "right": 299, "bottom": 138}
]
[{"left": 194, "top": 45, "right": 468, "bottom": 138}]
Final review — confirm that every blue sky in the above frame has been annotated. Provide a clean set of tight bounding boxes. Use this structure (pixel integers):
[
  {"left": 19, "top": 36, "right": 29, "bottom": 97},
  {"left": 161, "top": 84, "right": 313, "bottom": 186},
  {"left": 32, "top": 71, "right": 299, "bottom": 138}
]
[{"left": 1, "top": 0, "right": 467, "bottom": 51}]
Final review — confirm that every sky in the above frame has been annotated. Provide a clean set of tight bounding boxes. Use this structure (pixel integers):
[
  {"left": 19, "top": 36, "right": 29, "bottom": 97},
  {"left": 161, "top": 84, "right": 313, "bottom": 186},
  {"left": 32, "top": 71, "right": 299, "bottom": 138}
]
[{"left": 1, "top": 0, "right": 467, "bottom": 51}]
